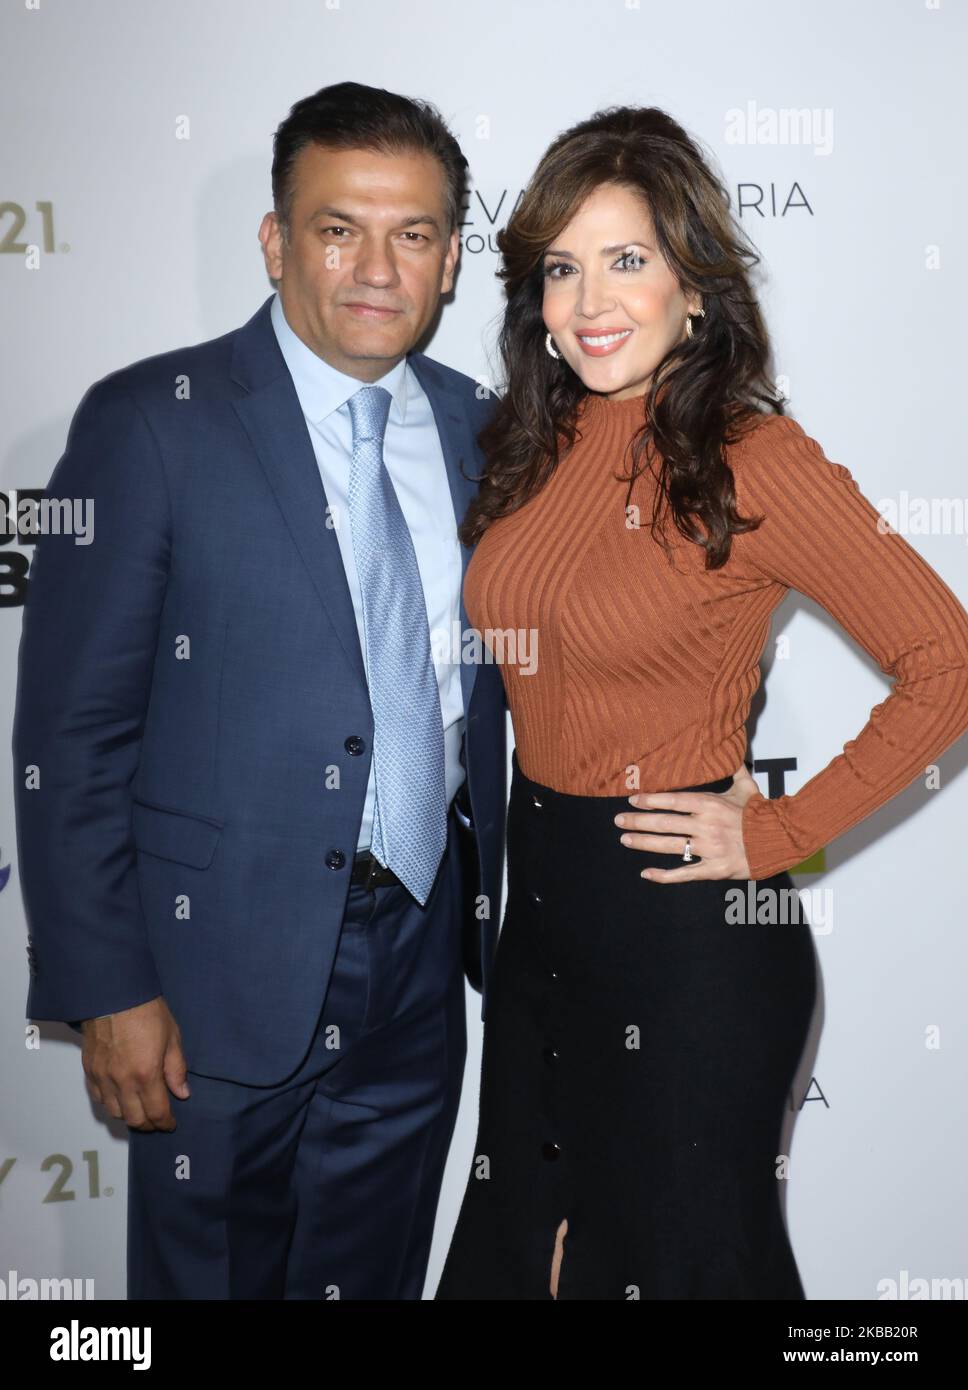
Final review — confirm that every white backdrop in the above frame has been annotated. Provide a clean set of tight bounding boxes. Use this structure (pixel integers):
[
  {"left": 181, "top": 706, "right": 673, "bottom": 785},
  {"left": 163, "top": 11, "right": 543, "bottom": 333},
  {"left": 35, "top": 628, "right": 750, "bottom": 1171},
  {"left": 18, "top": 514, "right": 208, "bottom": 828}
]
[{"left": 2, "top": 0, "right": 966, "bottom": 1301}]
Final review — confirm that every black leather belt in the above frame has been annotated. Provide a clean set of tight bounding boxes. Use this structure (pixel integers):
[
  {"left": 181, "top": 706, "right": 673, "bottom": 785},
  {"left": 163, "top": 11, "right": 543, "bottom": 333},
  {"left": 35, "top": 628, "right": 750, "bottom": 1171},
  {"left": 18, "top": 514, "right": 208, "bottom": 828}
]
[
  {"left": 351, "top": 851, "right": 402, "bottom": 890},
  {"left": 352, "top": 798, "right": 470, "bottom": 892}
]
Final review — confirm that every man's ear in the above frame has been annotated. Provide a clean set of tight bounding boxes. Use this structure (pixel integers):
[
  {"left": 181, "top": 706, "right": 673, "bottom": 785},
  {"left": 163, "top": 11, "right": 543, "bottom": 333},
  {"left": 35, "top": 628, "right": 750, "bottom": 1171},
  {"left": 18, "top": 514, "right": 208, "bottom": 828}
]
[
  {"left": 440, "top": 227, "right": 461, "bottom": 296},
  {"left": 259, "top": 211, "right": 285, "bottom": 283}
]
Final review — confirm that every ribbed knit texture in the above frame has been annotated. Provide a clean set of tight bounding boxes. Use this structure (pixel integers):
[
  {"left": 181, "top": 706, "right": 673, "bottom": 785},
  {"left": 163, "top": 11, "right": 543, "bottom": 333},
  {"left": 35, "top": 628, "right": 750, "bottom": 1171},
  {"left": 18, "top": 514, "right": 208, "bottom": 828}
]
[{"left": 464, "top": 392, "right": 968, "bottom": 879}]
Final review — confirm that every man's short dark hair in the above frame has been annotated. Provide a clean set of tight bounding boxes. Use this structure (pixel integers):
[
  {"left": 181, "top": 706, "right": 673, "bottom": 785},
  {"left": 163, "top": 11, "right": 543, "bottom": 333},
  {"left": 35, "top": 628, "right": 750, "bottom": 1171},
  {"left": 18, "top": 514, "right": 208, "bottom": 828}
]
[{"left": 271, "top": 81, "right": 469, "bottom": 241}]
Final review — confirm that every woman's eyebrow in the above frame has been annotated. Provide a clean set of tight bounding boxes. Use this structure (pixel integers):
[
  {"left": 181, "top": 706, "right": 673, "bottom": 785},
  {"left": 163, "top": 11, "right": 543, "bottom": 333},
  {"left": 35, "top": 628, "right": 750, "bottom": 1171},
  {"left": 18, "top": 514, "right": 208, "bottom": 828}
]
[{"left": 542, "top": 241, "right": 654, "bottom": 258}]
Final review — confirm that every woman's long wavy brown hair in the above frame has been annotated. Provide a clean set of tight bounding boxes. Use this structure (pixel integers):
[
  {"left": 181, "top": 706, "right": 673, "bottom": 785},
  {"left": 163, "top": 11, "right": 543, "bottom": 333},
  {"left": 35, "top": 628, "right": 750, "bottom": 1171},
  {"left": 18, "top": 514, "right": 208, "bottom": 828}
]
[{"left": 459, "top": 105, "right": 783, "bottom": 568}]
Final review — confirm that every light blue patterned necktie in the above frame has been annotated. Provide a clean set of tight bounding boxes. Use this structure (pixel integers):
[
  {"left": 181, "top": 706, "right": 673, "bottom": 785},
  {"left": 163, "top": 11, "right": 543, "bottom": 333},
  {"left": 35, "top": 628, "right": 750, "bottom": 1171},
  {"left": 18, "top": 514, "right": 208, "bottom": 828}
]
[{"left": 345, "top": 384, "right": 448, "bottom": 906}]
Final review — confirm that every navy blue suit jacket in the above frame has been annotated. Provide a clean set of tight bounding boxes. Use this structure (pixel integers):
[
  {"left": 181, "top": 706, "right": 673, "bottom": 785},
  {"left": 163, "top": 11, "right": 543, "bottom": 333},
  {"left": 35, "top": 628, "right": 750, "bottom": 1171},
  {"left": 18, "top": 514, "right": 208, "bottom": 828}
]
[{"left": 12, "top": 294, "right": 508, "bottom": 1085}]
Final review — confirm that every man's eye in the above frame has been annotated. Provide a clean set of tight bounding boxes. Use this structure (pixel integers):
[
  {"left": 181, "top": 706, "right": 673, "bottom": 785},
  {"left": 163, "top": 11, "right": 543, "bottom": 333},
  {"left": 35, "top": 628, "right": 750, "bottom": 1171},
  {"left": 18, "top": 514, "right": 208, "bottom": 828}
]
[
  {"left": 402, "top": 232, "right": 428, "bottom": 242},
  {"left": 321, "top": 226, "right": 350, "bottom": 237}
]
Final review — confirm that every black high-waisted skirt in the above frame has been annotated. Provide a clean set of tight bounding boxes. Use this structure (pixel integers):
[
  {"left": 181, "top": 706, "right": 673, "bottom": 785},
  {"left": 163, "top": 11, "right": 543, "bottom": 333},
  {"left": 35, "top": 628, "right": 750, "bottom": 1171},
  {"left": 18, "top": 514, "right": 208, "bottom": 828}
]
[{"left": 435, "top": 750, "right": 818, "bottom": 1300}]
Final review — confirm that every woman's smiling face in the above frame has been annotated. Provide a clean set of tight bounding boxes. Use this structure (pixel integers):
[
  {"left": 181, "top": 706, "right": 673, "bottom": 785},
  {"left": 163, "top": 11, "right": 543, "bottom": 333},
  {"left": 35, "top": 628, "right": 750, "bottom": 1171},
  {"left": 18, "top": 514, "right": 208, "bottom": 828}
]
[{"left": 541, "top": 182, "right": 701, "bottom": 401}]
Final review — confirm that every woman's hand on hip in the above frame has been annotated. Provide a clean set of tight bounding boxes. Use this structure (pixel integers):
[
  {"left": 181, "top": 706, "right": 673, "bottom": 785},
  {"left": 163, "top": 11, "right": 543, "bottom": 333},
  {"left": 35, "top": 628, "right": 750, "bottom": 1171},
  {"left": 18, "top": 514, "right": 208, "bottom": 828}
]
[{"left": 613, "top": 762, "right": 758, "bottom": 882}]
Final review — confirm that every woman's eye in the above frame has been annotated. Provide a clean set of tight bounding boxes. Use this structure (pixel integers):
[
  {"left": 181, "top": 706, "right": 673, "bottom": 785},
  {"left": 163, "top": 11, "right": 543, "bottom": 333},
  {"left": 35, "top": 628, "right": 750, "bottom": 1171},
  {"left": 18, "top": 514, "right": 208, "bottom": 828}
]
[{"left": 543, "top": 253, "right": 645, "bottom": 278}]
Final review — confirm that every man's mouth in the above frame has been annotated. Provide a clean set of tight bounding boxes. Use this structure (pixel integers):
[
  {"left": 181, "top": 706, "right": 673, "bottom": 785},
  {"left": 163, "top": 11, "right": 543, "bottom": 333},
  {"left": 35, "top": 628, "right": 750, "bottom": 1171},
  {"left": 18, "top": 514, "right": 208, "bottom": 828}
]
[{"left": 343, "top": 303, "right": 403, "bottom": 319}]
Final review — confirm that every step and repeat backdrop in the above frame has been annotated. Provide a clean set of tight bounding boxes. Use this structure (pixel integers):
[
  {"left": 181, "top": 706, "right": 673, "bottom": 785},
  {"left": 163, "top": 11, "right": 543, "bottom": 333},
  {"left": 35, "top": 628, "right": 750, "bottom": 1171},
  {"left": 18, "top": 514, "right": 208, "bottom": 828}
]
[{"left": 2, "top": 0, "right": 966, "bottom": 1301}]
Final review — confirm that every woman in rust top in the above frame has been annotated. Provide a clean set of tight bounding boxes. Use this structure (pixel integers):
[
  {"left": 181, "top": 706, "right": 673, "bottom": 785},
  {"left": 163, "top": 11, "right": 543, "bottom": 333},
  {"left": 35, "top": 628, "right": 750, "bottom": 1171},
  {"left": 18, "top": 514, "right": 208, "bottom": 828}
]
[{"left": 435, "top": 106, "right": 968, "bottom": 1301}]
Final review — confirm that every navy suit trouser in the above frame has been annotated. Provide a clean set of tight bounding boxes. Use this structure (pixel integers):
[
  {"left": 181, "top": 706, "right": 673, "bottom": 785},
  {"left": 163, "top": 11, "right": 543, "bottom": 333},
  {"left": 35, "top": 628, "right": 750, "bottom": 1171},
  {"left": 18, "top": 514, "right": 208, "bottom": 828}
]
[{"left": 126, "top": 805, "right": 467, "bottom": 1300}]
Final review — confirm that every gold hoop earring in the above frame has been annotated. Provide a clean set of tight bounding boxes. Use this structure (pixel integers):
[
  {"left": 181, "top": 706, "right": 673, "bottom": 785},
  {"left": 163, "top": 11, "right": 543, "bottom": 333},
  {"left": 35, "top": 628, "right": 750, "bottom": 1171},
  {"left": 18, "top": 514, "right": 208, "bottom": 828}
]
[
  {"left": 545, "top": 332, "right": 561, "bottom": 360},
  {"left": 685, "top": 307, "right": 706, "bottom": 340}
]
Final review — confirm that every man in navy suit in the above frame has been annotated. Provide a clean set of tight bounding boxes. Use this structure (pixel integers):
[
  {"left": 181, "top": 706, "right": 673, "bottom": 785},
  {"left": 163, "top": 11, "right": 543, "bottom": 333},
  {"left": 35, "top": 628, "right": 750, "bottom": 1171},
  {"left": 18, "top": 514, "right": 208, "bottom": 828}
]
[{"left": 12, "top": 82, "right": 507, "bottom": 1299}]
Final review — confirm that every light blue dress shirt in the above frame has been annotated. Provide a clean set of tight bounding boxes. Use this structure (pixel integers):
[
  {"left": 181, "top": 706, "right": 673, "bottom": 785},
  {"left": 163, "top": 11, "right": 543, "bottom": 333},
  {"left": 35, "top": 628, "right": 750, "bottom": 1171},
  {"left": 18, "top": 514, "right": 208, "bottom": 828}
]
[{"left": 269, "top": 291, "right": 467, "bottom": 854}]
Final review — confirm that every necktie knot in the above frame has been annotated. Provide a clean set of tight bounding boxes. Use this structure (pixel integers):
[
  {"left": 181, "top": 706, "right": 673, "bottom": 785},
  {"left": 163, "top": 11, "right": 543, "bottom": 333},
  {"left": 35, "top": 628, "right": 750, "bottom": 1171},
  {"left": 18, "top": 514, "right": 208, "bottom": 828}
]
[{"left": 348, "top": 385, "right": 392, "bottom": 446}]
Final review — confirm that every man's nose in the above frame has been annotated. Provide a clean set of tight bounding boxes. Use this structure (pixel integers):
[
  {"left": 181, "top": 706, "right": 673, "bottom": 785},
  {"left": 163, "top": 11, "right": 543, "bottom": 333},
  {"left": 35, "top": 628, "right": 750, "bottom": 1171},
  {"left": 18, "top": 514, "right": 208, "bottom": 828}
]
[{"left": 354, "top": 238, "right": 399, "bottom": 286}]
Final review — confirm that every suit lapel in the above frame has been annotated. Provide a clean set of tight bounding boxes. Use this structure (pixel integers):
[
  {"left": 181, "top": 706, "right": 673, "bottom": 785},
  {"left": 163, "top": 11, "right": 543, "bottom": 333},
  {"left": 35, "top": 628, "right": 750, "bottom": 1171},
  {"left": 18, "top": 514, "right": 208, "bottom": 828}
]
[
  {"left": 231, "top": 299, "right": 369, "bottom": 698},
  {"left": 230, "top": 296, "right": 481, "bottom": 715}
]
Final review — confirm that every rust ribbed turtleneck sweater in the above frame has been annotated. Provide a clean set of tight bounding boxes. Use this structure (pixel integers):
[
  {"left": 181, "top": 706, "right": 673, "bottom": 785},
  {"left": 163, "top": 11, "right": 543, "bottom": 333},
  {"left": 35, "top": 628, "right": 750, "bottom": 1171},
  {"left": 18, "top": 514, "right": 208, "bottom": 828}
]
[{"left": 464, "top": 391, "right": 968, "bottom": 879}]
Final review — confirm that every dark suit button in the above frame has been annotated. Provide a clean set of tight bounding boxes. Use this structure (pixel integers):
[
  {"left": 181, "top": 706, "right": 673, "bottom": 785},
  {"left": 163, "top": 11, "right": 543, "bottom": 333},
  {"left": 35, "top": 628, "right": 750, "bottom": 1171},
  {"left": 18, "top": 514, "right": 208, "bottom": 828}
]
[
  {"left": 531, "top": 793, "right": 543, "bottom": 809},
  {"left": 542, "top": 1046, "right": 559, "bottom": 1065},
  {"left": 344, "top": 736, "right": 365, "bottom": 756},
  {"left": 541, "top": 1141, "right": 561, "bottom": 1161},
  {"left": 529, "top": 889, "right": 542, "bottom": 907},
  {"left": 325, "top": 849, "right": 346, "bottom": 870}
]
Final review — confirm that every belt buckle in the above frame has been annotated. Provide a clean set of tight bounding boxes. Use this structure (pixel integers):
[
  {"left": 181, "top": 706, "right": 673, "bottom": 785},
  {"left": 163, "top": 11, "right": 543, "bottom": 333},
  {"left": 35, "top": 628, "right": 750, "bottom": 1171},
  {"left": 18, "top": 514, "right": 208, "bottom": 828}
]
[{"left": 360, "top": 851, "right": 391, "bottom": 891}]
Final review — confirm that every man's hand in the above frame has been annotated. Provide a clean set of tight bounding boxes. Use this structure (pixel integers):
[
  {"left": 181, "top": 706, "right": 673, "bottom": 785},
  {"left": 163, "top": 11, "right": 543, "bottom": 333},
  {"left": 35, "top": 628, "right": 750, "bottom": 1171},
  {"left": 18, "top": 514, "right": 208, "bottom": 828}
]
[
  {"left": 81, "top": 997, "right": 190, "bottom": 1131},
  {"left": 614, "top": 761, "right": 761, "bottom": 883}
]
